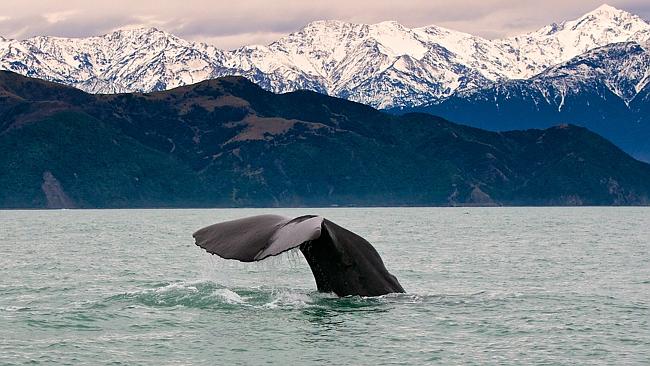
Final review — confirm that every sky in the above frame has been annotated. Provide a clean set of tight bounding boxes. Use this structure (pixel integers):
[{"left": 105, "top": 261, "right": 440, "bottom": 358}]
[{"left": 0, "top": 1, "right": 649, "bottom": 50}]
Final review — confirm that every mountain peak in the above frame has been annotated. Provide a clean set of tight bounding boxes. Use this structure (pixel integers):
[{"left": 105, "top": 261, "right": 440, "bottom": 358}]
[
  {"left": 531, "top": 3, "right": 647, "bottom": 37},
  {"left": 111, "top": 26, "right": 161, "bottom": 34},
  {"left": 577, "top": 3, "right": 646, "bottom": 25},
  {"left": 97, "top": 26, "right": 193, "bottom": 50},
  {"left": 593, "top": 3, "right": 622, "bottom": 13},
  {"left": 372, "top": 20, "right": 406, "bottom": 29},
  {"left": 301, "top": 19, "right": 352, "bottom": 30},
  {"left": 501, "top": 3, "right": 649, "bottom": 75},
  {"left": 111, "top": 26, "right": 163, "bottom": 34},
  {"left": 103, "top": 26, "right": 179, "bottom": 41}
]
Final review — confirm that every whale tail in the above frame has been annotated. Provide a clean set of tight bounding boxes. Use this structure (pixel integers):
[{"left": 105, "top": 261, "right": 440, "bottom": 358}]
[{"left": 193, "top": 215, "right": 404, "bottom": 297}]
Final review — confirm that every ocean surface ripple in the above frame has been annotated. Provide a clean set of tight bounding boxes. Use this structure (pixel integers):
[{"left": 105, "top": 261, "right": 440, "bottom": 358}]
[{"left": 1, "top": 208, "right": 649, "bottom": 365}]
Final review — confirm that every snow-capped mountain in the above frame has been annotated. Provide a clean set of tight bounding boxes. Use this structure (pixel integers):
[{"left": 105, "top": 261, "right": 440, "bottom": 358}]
[
  {"left": 493, "top": 4, "right": 650, "bottom": 78},
  {"left": 531, "top": 41, "right": 650, "bottom": 105},
  {"left": 445, "top": 41, "right": 650, "bottom": 107},
  {"left": 0, "top": 4, "right": 648, "bottom": 108},
  {"left": 0, "top": 28, "right": 229, "bottom": 94},
  {"left": 399, "top": 41, "right": 650, "bottom": 161}
]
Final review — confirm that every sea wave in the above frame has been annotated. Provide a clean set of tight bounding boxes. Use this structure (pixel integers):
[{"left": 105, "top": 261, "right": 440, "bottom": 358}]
[
  {"left": 107, "top": 281, "right": 332, "bottom": 310},
  {"left": 104, "top": 280, "right": 453, "bottom": 311}
]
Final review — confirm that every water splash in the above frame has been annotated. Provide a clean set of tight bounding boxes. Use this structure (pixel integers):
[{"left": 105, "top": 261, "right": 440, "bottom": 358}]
[
  {"left": 108, "top": 280, "right": 329, "bottom": 310},
  {"left": 262, "top": 289, "right": 317, "bottom": 309},
  {"left": 103, "top": 278, "right": 426, "bottom": 312},
  {"left": 212, "top": 288, "right": 246, "bottom": 305}
]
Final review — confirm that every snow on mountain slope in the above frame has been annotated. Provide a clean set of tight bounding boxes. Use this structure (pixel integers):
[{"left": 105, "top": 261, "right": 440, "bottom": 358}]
[
  {"left": 0, "top": 28, "right": 229, "bottom": 94},
  {"left": 396, "top": 41, "right": 650, "bottom": 161},
  {"left": 536, "top": 42, "right": 650, "bottom": 105},
  {"left": 448, "top": 41, "right": 650, "bottom": 108},
  {"left": 0, "top": 4, "right": 648, "bottom": 108},
  {"left": 214, "top": 20, "right": 491, "bottom": 108},
  {"left": 494, "top": 4, "right": 650, "bottom": 79}
]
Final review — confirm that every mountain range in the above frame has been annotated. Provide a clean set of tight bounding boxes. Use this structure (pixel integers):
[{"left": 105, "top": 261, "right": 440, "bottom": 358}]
[
  {"left": 0, "top": 4, "right": 647, "bottom": 110},
  {"left": 396, "top": 40, "right": 650, "bottom": 161},
  {"left": 1, "top": 71, "right": 650, "bottom": 208},
  {"left": 2, "top": 4, "right": 649, "bottom": 160}
]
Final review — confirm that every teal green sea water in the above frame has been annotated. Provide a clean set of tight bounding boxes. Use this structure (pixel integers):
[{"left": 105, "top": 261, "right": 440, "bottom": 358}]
[{"left": 1, "top": 208, "right": 649, "bottom": 365}]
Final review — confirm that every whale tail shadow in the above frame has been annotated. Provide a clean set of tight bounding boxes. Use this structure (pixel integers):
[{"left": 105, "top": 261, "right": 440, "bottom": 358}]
[{"left": 193, "top": 215, "right": 404, "bottom": 297}]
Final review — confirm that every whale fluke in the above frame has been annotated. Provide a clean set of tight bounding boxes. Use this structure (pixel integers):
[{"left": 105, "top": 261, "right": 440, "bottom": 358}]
[{"left": 193, "top": 215, "right": 405, "bottom": 297}]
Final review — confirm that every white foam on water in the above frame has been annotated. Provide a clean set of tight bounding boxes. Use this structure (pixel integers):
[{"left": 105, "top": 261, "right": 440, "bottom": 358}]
[
  {"left": 121, "top": 282, "right": 196, "bottom": 296},
  {"left": 153, "top": 282, "right": 199, "bottom": 293},
  {"left": 262, "top": 289, "right": 314, "bottom": 309},
  {"left": 1, "top": 306, "right": 30, "bottom": 312},
  {"left": 212, "top": 288, "right": 246, "bottom": 305}
]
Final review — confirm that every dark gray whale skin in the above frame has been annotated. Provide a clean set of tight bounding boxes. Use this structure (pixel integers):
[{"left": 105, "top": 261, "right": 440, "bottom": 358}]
[{"left": 193, "top": 215, "right": 404, "bottom": 297}]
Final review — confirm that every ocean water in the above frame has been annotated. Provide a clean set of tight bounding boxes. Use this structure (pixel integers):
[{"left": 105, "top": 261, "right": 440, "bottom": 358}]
[{"left": 1, "top": 207, "right": 649, "bottom": 365}]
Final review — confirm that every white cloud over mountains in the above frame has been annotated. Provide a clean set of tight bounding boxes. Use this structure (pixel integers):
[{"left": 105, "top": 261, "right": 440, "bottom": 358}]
[{"left": 0, "top": 0, "right": 649, "bottom": 49}]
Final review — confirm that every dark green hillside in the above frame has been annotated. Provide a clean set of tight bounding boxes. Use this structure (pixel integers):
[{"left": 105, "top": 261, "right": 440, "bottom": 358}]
[
  {"left": 0, "top": 111, "right": 205, "bottom": 208},
  {"left": 1, "top": 71, "right": 649, "bottom": 208}
]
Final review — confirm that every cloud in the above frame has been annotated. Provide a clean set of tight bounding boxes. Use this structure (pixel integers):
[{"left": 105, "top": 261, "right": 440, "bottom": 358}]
[
  {"left": 0, "top": 0, "right": 648, "bottom": 49},
  {"left": 43, "top": 9, "right": 79, "bottom": 24}
]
